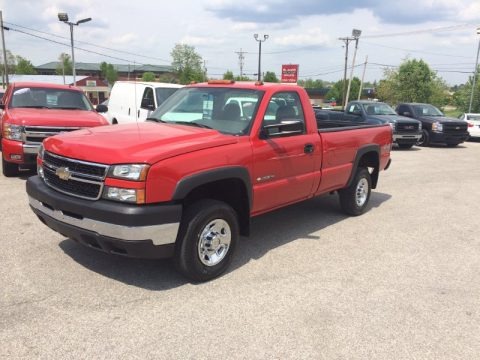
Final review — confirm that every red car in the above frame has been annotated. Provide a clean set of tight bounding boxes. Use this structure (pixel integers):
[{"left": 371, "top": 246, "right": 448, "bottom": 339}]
[{"left": 1, "top": 82, "right": 109, "bottom": 177}]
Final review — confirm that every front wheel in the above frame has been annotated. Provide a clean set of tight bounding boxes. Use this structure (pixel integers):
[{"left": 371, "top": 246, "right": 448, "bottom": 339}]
[
  {"left": 339, "top": 167, "right": 372, "bottom": 216},
  {"left": 2, "top": 157, "right": 19, "bottom": 177},
  {"left": 417, "top": 129, "right": 430, "bottom": 147},
  {"left": 174, "top": 199, "right": 239, "bottom": 282}
]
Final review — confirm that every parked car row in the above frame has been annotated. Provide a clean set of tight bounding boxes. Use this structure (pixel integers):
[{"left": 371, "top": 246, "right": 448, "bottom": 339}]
[{"left": 314, "top": 100, "right": 472, "bottom": 148}]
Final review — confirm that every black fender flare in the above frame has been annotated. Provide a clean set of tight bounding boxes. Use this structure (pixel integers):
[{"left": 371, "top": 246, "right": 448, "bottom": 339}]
[
  {"left": 346, "top": 145, "right": 380, "bottom": 189},
  {"left": 172, "top": 166, "right": 252, "bottom": 208}
]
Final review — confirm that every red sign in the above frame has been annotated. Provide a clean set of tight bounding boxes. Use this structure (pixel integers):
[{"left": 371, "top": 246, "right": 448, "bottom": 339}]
[{"left": 281, "top": 64, "right": 299, "bottom": 83}]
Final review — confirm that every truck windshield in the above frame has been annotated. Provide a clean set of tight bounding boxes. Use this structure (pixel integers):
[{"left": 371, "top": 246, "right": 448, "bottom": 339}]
[
  {"left": 412, "top": 104, "right": 443, "bottom": 116},
  {"left": 10, "top": 87, "right": 93, "bottom": 111},
  {"left": 362, "top": 103, "right": 397, "bottom": 115},
  {"left": 148, "top": 87, "right": 264, "bottom": 135}
]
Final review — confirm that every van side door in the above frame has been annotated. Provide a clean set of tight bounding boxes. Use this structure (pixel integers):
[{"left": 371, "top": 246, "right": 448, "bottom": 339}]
[{"left": 138, "top": 86, "right": 155, "bottom": 121}]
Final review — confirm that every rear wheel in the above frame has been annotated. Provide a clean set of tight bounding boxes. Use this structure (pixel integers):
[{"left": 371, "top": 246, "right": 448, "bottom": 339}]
[
  {"left": 398, "top": 143, "right": 414, "bottom": 149},
  {"left": 339, "top": 167, "right": 371, "bottom": 216},
  {"left": 417, "top": 129, "right": 430, "bottom": 147},
  {"left": 174, "top": 199, "right": 239, "bottom": 282},
  {"left": 2, "top": 157, "right": 19, "bottom": 177}
]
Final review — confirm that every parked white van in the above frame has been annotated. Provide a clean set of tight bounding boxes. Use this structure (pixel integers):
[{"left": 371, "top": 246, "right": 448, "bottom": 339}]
[{"left": 107, "top": 81, "right": 183, "bottom": 124}]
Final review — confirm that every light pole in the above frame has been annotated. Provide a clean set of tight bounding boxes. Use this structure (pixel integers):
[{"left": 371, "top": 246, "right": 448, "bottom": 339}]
[
  {"left": 58, "top": 13, "right": 91, "bottom": 86},
  {"left": 339, "top": 36, "right": 352, "bottom": 108},
  {"left": 344, "top": 29, "right": 361, "bottom": 109},
  {"left": 254, "top": 34, "right": 268, "bottom": 81},
  {"left": 468, "top": 27, "right": 480, "bottom": 113}
]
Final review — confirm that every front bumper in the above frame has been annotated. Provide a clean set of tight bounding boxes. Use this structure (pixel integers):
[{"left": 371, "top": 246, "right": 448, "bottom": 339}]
[
  {"left": 430, "top": 131, "right": 469, "bottom": 144},
  {"left": 393, "top": 132, "right": 422, "bottom": 145},
  {"left": 1, "top": 138, "right": 37, "bottom": 165},
  {"left": 26, "top": 176, "right": 182, "bottom": 259}
]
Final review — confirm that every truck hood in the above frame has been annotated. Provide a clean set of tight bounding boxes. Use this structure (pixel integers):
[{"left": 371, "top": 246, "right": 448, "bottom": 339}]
[
  {"left": 7, "top": 108, "right": 107, "bottom": 127},
  {"left": 369, "top": 114, "right": 420, "bottom": 124},
  {"left": 44, "top": 122, "right": 239, "bottom": 164},
  {"left": 416, "top": 115, "right": 465, "bottom": 125}
]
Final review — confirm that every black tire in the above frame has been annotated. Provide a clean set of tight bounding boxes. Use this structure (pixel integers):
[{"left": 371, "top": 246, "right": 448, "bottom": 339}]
[
  {"left": 174, "top": 199, "right": 239, "bottom": 282},
  {"left": 2, "top": 157, "right": 19, "bottom": 177},
  {"left": 417, "top": 129, "right": 430, "bottom": 147},
  {"left": 398, "top": 143, "right": 414, "bottom": 149},
  {"left": 339, "top": 167, "right": 371, "bottom": 216}
]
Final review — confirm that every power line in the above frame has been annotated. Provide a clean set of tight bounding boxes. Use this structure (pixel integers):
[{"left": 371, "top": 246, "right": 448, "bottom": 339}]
[
  {"left": 362, "top": 40, "right": 473, "bottom": 59},
  {"left": 363, "top": 23, "right": 475, "bottom": 39}
]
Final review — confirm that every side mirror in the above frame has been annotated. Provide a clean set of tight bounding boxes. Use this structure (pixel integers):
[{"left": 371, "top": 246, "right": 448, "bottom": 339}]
[
  {"left": 96, "top": 104, "right": 108, "bottom": 113},
  {"left": 260, "top": 120, "right": 304, "bottom": 139}
]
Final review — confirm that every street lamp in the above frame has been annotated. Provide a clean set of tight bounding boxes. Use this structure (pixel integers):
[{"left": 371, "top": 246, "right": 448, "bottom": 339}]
[
  {"left": 254, "top": 34, "right": 268, "bottom": 81},
  {"left": 468, "top": 27, "right": 480, "bottom": 113},
  {"left": 344, "top": 28, "right": 361, "bottom": 109},
  {"left": 58, "top": 12, "right": 92, "bottom": 86}
]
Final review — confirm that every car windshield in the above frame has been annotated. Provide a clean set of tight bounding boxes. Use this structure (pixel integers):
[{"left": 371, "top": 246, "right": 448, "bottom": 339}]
[
  {"left": 362, "top": 103, "right": 397, "bottom": 115},
  {"left": 10, "top": 87, "right": 93, "bottom": 110},
  {"left": 148, "top": 87, "right": 264, "bottom": 135},
  {"left": 413, "top": 104, "right": 443, "bottom": 116}
]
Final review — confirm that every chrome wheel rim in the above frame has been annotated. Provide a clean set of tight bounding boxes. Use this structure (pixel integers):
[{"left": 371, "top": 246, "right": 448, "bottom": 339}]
[
  {"left": 355, "top": 178, "right": 369, "bottom": 207},
  {"left": 198, "top": 219, "right": 231, "bottom": 266}
]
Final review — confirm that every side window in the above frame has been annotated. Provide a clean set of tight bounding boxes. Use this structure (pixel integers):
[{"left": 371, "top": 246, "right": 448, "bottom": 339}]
[
  {"left": 397, "top": 105, "right": 408, "bottom": 115},
  {"left": 347, "top": 103, "right": 361, "bottom": 114},
  {"left": 262, "top": 91, "right": 305, "bottom": 137},
  {"left": 141, "top": 87, "right": 155, "bottom": 109}
]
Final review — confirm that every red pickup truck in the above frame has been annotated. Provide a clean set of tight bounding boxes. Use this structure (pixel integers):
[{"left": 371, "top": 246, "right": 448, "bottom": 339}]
[
  {"left": 1, "top": 82, "right": 109, "bottom": 177},
  {"left": 26, "top": 81, "right": 392, "bottom": 281}
]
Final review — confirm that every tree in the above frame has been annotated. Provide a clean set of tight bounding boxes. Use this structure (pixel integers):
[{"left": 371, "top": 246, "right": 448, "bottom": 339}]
[
  {"left": 263, "top": 71, "right": 279, "bottom": 83},
  {"left": 171, "top": 43, "right": 204, "bottom": 84},
  {"left": 453, "top": 65, "right": 480, "bottom": 113},
  {"left": 141, "top": 72, "right": 156, "bottom": 82},
  {"left": 299, "top": 78, "right": 324, "bottom": 88},
  {"left": 223, "top": 70, "right": 234, "bottom": 80},
  {"left": 56, "top": 53, "right": 72, "bottom": 76},
  {"left": 0, "top": 50, "right": 16, "bottom": 79},
  {"left": 100, "top": 62, "right": 119, "bottom": 85},
  {"left": 376, "top": 58, "right": 448, "bottom": 107},
  {"left": 325, "top": 77, "right": 361, "bottom": 105},
  {"left": 15, "top": 56, "right": 36, "bottom": 74}
]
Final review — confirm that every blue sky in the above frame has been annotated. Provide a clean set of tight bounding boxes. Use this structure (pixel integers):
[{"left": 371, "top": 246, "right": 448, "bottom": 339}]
[{"left": 1, "top": 0, "right": 480, "bottom": 85}]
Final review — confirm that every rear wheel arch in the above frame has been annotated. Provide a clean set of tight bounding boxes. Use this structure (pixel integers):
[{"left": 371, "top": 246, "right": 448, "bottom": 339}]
[{"left": 346, "top": 145, "right": 380, "bottom": 189}]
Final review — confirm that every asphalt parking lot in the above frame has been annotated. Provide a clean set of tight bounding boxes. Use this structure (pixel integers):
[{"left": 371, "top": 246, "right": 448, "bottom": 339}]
[{"left": 1, "top": 141, "right": 480, "bottom": 359}]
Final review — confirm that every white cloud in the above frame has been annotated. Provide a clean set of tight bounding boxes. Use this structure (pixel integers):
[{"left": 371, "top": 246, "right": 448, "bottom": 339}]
[
  {"left": 111, "top": 33, "right": 137, "bottom": 45},
  {"left": 180, "top": 35, "right": 226, "bottom": 46},
  {"left": 274, "top": 28, "right": 332, "bottom": 47}
]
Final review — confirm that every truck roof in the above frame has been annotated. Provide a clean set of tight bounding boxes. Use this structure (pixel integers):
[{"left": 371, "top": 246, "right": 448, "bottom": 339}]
[
  {"left": 9, "top": 82, "right": 83, "bottom": 91},
  {"left": 188, "top": 80, "right": 301, "bottom": 91}
]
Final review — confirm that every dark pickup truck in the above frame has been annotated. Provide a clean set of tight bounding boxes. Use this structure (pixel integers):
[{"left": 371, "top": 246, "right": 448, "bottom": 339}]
[
  {"left": 315, "top": 101, "right": 422, "bottom": 149},
  {"left": 395, "top": 103, "right": 469, "bottom": 147}
]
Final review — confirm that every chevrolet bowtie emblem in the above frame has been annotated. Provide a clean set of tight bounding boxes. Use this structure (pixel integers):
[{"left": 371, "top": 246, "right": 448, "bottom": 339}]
[{"left": 56, "top": 167, "right": 72, "bottom": 180}]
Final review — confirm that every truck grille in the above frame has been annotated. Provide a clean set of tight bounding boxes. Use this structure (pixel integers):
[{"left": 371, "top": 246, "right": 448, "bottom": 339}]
[
  {"left": 443, "top": 123, "right": 468, "bottom": 134},
  {"left": 397, "top": 122, "right": 420, "bottom": 132},
  {"left": 23, "top": 126, "right": 82, "bottom": 144},
  {"left": 42, "top": 151, "right": 109, "bottom": 200}
]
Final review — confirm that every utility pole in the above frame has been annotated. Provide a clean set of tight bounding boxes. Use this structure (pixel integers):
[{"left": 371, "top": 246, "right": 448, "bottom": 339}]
[
  {"left": 339, "top": 36, "right": 352, "bottom": 108},
  {"left": 358, "top": 55, "right": 368, "bottom": 100},
  {"left": 344, "top": 29, "right": 362, "bottom": 109},
  {"left": 468, "top": 27, "right": 480, "bottom": 113},
  {"left": 203, "top": 60, "right": 208, "bottom": 82},
  {"left": 1, "top": 11, "right": 9, "bottom": 87},
  {"left": 235, "top": 48, "right": 245, "bottom": 79}
]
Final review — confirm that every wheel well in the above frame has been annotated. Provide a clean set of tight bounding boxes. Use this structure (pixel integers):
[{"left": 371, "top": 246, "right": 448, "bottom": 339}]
[
  {"left": 358, "top": 151, "right": 379, "bottom": 189},
  {"left": 183, "top": 178, "right": 250, "bottom": 236},
  {"left": 112, "top": 118, "right": 118, "bottom": 124}
]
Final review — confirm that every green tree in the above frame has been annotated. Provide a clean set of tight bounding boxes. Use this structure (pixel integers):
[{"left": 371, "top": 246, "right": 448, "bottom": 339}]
[
  {"left": 300, "top": 78, "right": 324, "bottom": 88},
  {"left": 263, "top": 71, "right": 279, "bottom": 82},
  {"left": 376, "top": 58, "right": 448, "bottom": 107},
  {"left": 223, "top": 70, "right": 234, "bottom": 80},
  {"left": 0, "top": 50, "right": 16, "bottom": 79},
  {"left": 326, "top": 77, "right": 361, "bottom": 105},
  {"left": 100, "top": 62, "right": 118, "bottom": 85},
  {"left": 56, "top": 53, "right": 72, "bottom": 76},
  {"left": 453, "top": 66, "right": 480, "bottom": 113},
  {"left": 141, "top": 72, "right": 156, "bottom": 82},
  {"left": 171, "top": 43, "right": 204, "bottom": 84},
  {"left": 15, "top": 56, "right": 36, "bottom": 74}
]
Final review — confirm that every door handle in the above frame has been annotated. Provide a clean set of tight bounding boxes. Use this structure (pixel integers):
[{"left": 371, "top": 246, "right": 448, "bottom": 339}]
[{"left": 304, "top": 143, "right": 314, "bottom": 153}]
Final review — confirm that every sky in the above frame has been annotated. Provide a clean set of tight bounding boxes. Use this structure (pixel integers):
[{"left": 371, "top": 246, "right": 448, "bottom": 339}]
[{"left": 1, "top": 0, "right": 480, "bottom": 86}]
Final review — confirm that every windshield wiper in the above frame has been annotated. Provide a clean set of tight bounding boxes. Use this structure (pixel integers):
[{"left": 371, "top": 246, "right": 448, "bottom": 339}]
[
  {"left": 146, "top": 117, "right": 166, "bottom": 123},
  {"left": 170, "top": 121, "right": 212, "bottom": 129},
  {"left": 17, "top": 105, "right": 51, "bottom": 109},
  {"left": 56, "top": 106, "right": 84, "bottom": 110}
]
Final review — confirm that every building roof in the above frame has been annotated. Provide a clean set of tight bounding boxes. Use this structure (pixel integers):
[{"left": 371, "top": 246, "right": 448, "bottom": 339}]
[{"left": 35, "top": 62, "right": 173, "bottom": 73}]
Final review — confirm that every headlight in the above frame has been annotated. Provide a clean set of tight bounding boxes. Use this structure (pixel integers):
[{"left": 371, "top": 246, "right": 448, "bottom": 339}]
[
  {"left": 389, "top": 122, "right": 396, "bottom": 131},
  {"left": 38, "top": 144, "right": 44, "bottom": 159},
  {"left": 108, "top": 164, "right": 149, "bottom": 181},
  {"left": 418, "top": 122, "right": 422, "bottom": 131},
  {"left": 3, "top": 123, "right": 23, "bottom": 141},
  {"left": 432, "top": 122, "right": 443, "bottom": 132},
  {"left": 103, "top": 187, "right": 145, "bottom": 204}
]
